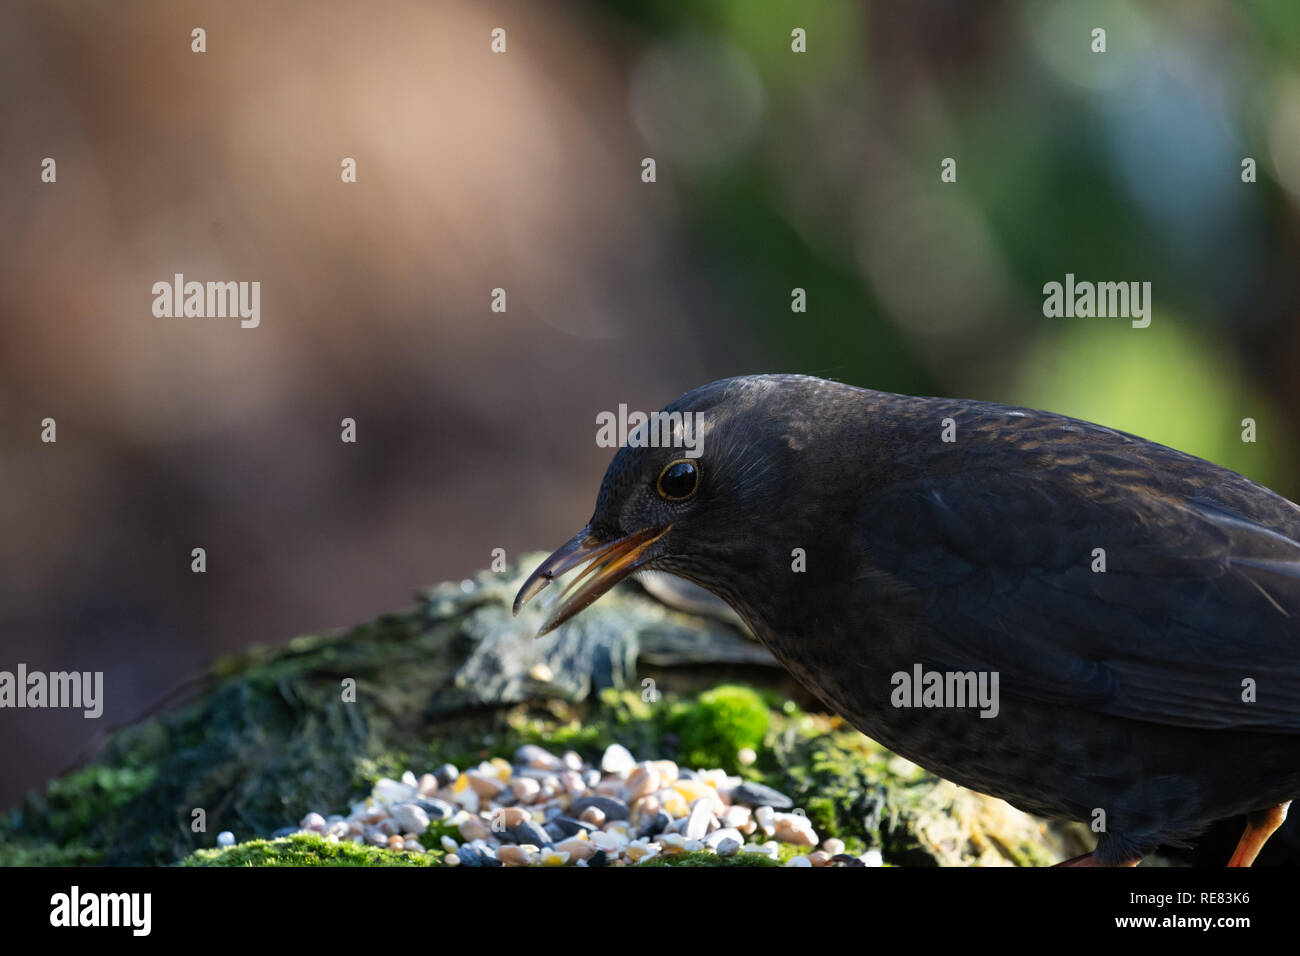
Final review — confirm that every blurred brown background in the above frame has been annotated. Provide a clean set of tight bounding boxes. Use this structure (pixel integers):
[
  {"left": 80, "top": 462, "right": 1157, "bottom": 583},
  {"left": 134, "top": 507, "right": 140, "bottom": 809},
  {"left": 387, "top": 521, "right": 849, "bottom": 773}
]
[{"left": 3, "top": 0, "right": 1300, "bottom": 807}]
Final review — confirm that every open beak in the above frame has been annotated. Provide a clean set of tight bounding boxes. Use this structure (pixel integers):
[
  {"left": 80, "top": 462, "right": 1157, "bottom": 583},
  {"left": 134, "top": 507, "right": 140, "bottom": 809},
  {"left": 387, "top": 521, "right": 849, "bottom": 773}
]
[{"left": 513, "top": 525, "right": 670, "bottom": 635}]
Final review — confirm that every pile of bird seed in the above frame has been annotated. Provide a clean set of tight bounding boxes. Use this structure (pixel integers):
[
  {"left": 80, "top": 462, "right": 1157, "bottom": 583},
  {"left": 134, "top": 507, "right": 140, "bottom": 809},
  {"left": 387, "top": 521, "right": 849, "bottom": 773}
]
[{"left": 269, "top": 743, "right": 883, "bottom": 867}]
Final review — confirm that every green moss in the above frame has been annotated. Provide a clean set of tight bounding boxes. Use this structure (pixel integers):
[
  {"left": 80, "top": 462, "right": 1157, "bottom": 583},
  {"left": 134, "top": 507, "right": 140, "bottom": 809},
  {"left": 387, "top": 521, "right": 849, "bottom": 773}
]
[
  {"left": 5, "top": 680, "right": 1068, "bottom": 866},
  {"left": 3, "top": 561, "right": 1073, "bottom": 867},
  {"left": 666, "top": 684, "right": 769, "bottom": 772},
  {"left": 0, "top": 761, "right": 162, "bottom": 865},
  {"left": 0, "top": 840, "right": 104, "bottom": 866},
  {"left": 36, "top": 764, "right": 159, "bottom": 843},
  {"left": 637, "top": 850, "right": 781, "bottom": 867},
  {"left": 775, "top": 842, "right": 815, "bottom": 863},
  {"left": 419, "top": 684, "right": 771, "bottom": 784},
  {"left": 420, "top": 690, "right": 646, "bottom": 772},
  {"left": 1, "top": 600, "right": 475, "bottom": 865},
  {"left": 801, "top": 795, "right": 840, "bottom": 839},
  {"left": 422, "top": 818, "right": 460, "bottom": 848},
  {"left": 181, "top": 833, "right": 441, "bottom": 867}
]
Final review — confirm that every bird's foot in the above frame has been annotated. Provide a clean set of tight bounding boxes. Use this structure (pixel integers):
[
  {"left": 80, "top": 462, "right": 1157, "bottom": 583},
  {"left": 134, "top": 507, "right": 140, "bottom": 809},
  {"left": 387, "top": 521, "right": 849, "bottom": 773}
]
[{"left": 1227, "top": 801, "right": 1290, "bottom": 867}]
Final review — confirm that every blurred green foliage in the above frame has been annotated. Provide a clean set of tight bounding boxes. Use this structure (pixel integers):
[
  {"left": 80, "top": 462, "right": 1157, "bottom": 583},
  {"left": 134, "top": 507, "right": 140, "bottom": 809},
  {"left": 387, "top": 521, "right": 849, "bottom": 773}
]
[{"left": 604, "top": 0, "right": 1300, "bottom": 496}]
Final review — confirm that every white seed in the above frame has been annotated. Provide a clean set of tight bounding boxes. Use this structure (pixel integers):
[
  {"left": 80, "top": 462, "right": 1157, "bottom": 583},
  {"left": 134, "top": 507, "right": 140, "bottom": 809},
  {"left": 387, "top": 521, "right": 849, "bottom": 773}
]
[
  {"left": 722, "top": 806, "right": 751, "bottom": 829},
  {"left": 704, "top": 827, "right": 744, "bottom": 849},
  {"left": 774, "top": 813, "right": 818, "bottom": 846},
  {"left": 555, "top": 837, "right": 596, "bottom": 861},
  {"left": 660, "top": 833, "right": 687, "bottom": 854},
  {"left": 466, "top": 771, "right": 505, "bottom": 798},
  {"left": 606, "top": 820, "right": 633, "bottom": 839},
  {"left": 372, "top": 778, "right": 417, "bottom": 806},
  {"left": 684, "top": 798, "right": 714, "bottom": 841},
  {"left": 650, "top": 760, "right": 679, "bottom": 784},
  {"left": 512, "top": 777, "right": 542, "bottom": 804},
  {"left": 699, "top": 769, "right": 730, "bottom": 789},
  {"left": 530, "top": 662, "right": 555, "bottom": 683},
  {"left": 716, "top": 837, "right": 741, "bottom": 857},
  {"left": 624, "top": 764, "right": 661, "bottom": 801},
  {"left": 496, "top": 806, "right": 529, "bottom": 828},
  {"left": 498, "top": 845, "right": 538, "bottom": 866},
  {"left": 560, "top": 770, "right": 586, "bottom": 797},
  {"left": 630, "top": 794, "right": 660, "bottom": 823},
  {"left": 590, "top": 830, "right": 625, "bottom": 853},
  {"left": 601, "top": 744, "right": 636, "bottom": 777},
  {"left": 624, "top": 840, "right": 656, "bottom": 862},
  {"left": 391, "top": 803, "right": 430, "bottom": 834},
  {"left": 561, "top": 751, "right": 584, "bottom": 771},
  {"left": 452, "top": 788, "right": 480, "bottom": 812},
  {"left": 458, "top": 817, "right": 490, "bottom": 842},
  {"left": 516, "top": 745, "right": 563, "bottom": 771}
]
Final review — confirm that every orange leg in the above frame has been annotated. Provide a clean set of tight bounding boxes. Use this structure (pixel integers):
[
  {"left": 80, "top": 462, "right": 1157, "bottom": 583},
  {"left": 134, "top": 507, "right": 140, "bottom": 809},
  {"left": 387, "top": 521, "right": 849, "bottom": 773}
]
[
  {"left": 1055, "top": 852, "right": 1141, "bottom": 867},
  {"left": 1227, "top": 802, "right": 1290, "bottom": 867}
]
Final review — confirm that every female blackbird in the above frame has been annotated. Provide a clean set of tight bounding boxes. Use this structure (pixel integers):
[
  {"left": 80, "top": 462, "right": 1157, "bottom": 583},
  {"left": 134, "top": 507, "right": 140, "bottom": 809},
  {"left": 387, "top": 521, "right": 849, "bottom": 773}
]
[{"left": 514, "top": 374, "right": 1300, "bottom": 866}]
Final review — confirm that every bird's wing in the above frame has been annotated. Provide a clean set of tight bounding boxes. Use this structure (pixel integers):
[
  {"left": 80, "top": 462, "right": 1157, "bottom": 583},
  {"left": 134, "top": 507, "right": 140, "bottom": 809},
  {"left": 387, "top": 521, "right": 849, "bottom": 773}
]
[{"left": 856, "top": 463, "right": 1300, "bottom": 733}]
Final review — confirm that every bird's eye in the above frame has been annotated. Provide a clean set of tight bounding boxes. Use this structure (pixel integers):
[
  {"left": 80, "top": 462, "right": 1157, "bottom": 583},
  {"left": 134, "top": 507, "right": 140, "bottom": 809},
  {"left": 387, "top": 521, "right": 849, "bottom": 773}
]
[{"left": 656, "top": 459, "right": 700, "bottom": 502}]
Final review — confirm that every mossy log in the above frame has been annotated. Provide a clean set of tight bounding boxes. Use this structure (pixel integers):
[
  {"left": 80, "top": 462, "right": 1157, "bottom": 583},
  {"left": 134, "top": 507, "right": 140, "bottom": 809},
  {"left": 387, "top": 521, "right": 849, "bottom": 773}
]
[{"left": 1, "top": 559, "right": 1086, "bottom": 866}]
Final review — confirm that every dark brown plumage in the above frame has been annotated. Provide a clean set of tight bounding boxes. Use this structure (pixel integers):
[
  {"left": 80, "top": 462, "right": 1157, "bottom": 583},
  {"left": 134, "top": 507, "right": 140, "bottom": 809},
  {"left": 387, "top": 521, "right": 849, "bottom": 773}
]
[{"left": 515, "top": 374, "right": 1300, "bottom": 865}]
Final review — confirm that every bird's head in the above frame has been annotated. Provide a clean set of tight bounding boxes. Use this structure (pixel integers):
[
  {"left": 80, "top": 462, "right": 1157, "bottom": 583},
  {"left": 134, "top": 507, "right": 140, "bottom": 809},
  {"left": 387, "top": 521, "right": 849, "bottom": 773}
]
[{"left": 513, "top": 374, "right": 868, "bottom": 635}]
